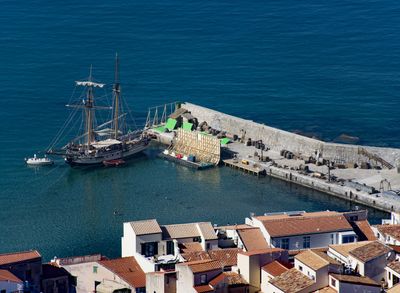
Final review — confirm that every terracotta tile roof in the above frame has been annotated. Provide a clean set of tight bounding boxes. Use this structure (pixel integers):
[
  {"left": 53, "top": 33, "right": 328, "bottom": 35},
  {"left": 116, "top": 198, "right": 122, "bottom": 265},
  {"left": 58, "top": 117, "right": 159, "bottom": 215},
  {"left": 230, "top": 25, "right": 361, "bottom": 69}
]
[
  {"left": 262, "top": 260, "right": 290, "bottom": 277},
  {"left": 237, "top": 228, "right": 269, "bottom": 251},
  {"left": 0, "top": 250, "right": 41, "bottom": 266},
  {"left": 197, "top": 222, "right": 218, "bottom": 240},
  {"left": 295, "top": 250, "right": 330, "bottom": 270},
  {"left": 129, "top": 219, "right": 161, "bottom": 236},
  {"left": 98, "top": 257, "right": 145, "bottom": 288},
  {"left": 254, "top": 211, "right": 339, "bottom": 221},
  {"left": 329, "top": 241, "right": 372, "bottom": 258},
  {"left": 194, "top": 284, "right": 214, "bottom": 292},
  {"left": 389, "top": 245, "right": 400, "bottom": 254},
  {"left": 387, "top": 260, "right": 400, "bottom": 274},
  {"left": 239, "top": 248, "right": 285, "bottom": 256},
  {"left": 376, "top": 224, "right": 400, "bottom": 242},
  {"left": 311, "top": 250, "right": 341, "bottom": 266},
  {"left": 0, "top": 269, "right": 22, "bottom": 283},
  {"left": 182, "top": 248, "right": 240, "bottom": 266},
  {"left": 216, "top": 224, "right": 253, "bottom": 230},
  {"left": 330, "top": 273, "right": 380, "bottom": 287},
  {"left": 388, "top": 284, "right": 400, "bottom": 293},
  {"left": 180, "top": 259, "right": 222, "bottom": 273},
  {"left": 208, "top": 248, "right": 241, "bottom": 267},
  {"left": 260, "top": 214, "right": 352, "bottom": 237},
  {"left": 180, "top": 242, "right": 203, "bottom": 253},
  {"left": 181, "top": 251, "right": 212, "bottom": 262},
  {"left": 270, "top": 268, "right": 315, "bottom": 293},
  {"left": 353, "top": 220, "right": 376, "bottom": 241},
  {"left": 209, "top": 272, "right": 248, "bottom": 286},
  {"left": 289, "top": 247, "right": 328, "bottom": 256},
  {"left": 349, "top": 241, "right": 392, "bottom": 263},
  {"left": 162, "top": 223, "right": 201, "bottom": 239}
]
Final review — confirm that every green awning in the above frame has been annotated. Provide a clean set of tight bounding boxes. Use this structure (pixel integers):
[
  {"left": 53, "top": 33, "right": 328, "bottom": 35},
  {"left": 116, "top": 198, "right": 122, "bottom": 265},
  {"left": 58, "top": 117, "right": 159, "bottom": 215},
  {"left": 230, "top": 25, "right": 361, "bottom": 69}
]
[
  {"left": 220, "top": 138, "right": 230, "bottom": 145},
  {"left": 166, "top": 118, "right": 177, "bottom": 131},
  {"left": 182, "top": 122, "right": 193, "bottom": 131},
  {"left": 154, "top": 126, "right": 166, "bottom": 133}
]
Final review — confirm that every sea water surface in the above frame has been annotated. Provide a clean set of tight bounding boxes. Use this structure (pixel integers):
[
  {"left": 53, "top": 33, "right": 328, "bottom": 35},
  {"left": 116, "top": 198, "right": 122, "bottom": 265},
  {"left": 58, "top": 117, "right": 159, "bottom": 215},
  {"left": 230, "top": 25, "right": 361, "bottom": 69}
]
[{"left": 0, "top": 0, "right": 399, "bottom": 260}]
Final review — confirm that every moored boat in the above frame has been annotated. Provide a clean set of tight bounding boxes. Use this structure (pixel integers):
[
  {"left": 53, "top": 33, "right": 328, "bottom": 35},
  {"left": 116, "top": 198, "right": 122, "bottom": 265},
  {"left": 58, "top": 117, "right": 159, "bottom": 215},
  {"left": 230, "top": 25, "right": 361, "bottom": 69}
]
[
  {"left": 47, "top": 55, "right": 149, "bottom": 166},
  {"left": 25, "top": 154, "right": 54, "bottom": 166}
]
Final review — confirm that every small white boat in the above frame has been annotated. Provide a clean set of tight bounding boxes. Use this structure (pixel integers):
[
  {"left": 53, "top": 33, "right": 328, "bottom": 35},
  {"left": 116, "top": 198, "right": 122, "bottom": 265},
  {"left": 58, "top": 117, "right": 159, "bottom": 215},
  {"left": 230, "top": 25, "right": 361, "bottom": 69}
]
[{"left": 25, "top": 154, "right": 54, "bottom": 166}]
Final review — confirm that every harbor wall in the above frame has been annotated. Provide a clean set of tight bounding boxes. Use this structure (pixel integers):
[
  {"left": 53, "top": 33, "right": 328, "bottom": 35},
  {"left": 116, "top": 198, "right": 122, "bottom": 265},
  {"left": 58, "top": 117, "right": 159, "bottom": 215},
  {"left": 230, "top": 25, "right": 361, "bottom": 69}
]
[
  {"left": 266, "top": 165, "right": 399, "bottom": 213},
  {"left": 183, "top": 103, "right": 400, "bottom": 166}
]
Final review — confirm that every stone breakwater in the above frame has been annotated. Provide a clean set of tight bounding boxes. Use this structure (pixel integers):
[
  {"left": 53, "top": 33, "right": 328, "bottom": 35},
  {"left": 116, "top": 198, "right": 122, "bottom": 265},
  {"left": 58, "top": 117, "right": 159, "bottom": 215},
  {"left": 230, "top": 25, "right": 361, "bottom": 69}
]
[
  {"left": 181, "top": 102, "right": 400, "bottom": 213},
  {"left": 184, "top": 103, "right": 400, "bottom": 167}
]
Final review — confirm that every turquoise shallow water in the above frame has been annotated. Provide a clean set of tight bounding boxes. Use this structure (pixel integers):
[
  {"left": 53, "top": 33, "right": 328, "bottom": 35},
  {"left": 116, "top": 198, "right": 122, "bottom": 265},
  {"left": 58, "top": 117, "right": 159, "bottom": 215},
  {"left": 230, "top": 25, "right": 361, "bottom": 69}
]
[{"left": 0, "top": 0, "right": 398, "bottom": 260}]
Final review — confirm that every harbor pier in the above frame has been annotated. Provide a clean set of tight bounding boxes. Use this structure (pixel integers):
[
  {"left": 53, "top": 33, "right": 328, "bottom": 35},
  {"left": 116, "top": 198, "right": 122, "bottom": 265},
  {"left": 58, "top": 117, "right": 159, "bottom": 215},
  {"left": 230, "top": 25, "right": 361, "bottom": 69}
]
[{"left": 147, "top": 102, "right": 400, "bottom": 213}]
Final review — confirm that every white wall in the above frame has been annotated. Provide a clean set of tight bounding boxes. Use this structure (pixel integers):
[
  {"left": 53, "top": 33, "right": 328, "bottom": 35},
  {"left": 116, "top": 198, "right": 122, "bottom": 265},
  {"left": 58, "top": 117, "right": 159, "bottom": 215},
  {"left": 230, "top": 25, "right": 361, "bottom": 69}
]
[
  {"left": 146, "top": 272, "right": 165, "bottom": 293},
  {"left": 176, "top": 264, "right": 196, "bottom": 293},
  {"left": 122, "top": 222, "right": 135, "bottom": 257},
  {"left": 386, "top": 267, "right": 400, "bottom": 288},
  {"left": 62, "top": 261, "right": 134, "bottom": 293}
]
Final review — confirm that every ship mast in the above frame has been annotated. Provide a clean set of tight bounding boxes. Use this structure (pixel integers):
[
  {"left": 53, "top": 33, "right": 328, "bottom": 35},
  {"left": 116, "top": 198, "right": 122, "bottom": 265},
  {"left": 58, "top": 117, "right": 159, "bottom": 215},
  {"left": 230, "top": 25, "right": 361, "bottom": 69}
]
[
  {"left": 86, "top": 65, "right": 94, "bottom": 147},
  {"left": 113, "top": 53, "right": 120, "bottom": 139},
  {"left": 71, "top": 66, "right": 106, "bottom": 148}
]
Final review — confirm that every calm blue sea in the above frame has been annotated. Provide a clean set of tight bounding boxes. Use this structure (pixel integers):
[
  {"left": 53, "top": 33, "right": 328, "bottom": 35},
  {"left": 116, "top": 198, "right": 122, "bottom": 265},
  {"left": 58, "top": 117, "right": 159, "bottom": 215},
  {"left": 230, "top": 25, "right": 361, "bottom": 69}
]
[{"left": 0, "top": 0, "right": 399, "bottom": 260}]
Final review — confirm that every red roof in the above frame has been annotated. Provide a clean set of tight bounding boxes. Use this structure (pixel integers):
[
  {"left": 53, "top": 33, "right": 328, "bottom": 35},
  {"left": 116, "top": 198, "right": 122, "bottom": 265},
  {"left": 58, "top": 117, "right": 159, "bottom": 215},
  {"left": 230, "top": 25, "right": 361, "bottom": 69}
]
[
  {"left": 237, "top": 228, "right": 269, "bottom": 251},
  {"left": 98, "top": 257, "right": 146, "bottom": 288},
  {"left": 208, "top": 248, "right": 241, "bottom": 267},
  {"left": 262, "top": 260, "right": 290, "bottom": 277},
  {"left": 209, "top": 272, "right": 248, "bottom": 287},
  {"left": 260, "top": 214, "right": 352, "bottom": 237},
  {"left": 181, "top": 259, "right": 222, "bottom": 273},
  {"left": 239, "top": 248, "right": 284, "bottom": 256},
  {"left": 0, "top": 250, "right": 41, "bottom": 266},
  {"left": 0, "top": 269, "right": 22, "bottom": 283},
  {"left": 353, "top": 220, "right": 377, "bottom": 241}
]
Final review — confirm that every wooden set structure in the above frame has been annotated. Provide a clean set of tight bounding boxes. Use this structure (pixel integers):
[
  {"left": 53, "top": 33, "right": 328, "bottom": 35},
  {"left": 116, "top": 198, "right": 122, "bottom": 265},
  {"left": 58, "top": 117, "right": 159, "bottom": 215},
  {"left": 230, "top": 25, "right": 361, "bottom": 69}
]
[{"left": 171, "top": 128, "right": 221, "bottom": 165}]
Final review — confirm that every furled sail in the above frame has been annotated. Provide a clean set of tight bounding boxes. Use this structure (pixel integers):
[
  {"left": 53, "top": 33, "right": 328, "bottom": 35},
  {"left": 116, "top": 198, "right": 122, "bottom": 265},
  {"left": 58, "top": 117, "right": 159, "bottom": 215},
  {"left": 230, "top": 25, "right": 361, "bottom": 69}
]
[{"left": 75, "top": 81, "right": 105, "bottom": 88}]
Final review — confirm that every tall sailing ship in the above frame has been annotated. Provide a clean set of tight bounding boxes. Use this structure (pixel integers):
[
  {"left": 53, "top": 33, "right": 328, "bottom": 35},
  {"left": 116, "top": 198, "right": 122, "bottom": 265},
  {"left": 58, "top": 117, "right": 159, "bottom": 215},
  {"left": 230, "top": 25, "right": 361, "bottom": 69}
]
[{"left": 47, "top": 56, "right": 149, "bottom": 166}]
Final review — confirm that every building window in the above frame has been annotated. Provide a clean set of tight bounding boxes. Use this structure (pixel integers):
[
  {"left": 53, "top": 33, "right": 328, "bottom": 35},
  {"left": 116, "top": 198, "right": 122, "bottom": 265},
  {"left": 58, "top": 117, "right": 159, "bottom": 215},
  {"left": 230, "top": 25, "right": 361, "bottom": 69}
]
[
  {"left": 141, "top": 242, "right": 159, "bottom": 257},
  {"left": 281, "top": 238, "right": 289, "bottom": 250},
  {"left": 389, "top": 272, "right": 392, "bottom": 280},
  {"left": 331, "top": 278, "right": 336, "bottom": 287},
  {"left": 303, "top": 236, "right": 310, "bottom": 249},
  {"left": 272, "top": 239, "right": 280, "bottom": 248},
  {"left": 166, "top": 241, "right": 174, "bottom": 255},
  {"left": 93, "top": 266, "right": 98, "bottom": 273},
  {"left": 193, "top": 237, "right": 201, "bottom": 242},
  {"left": 200, "top": 274, "right": 207, "bottom": 285},
  {"left": 342, "top": 235, "right": 355, "bottom": 243},
  {"left": 206, "top": 243, "right": 211, "bottom": 250},
  {"left": 299, "top": 266, "right": 303, "bottom": 271},
  {"left": 394, "top": 274, "right": 400, "bottom": 285},
  {"left": 331, "top": 234, "right": 335, "bottom": 244}
]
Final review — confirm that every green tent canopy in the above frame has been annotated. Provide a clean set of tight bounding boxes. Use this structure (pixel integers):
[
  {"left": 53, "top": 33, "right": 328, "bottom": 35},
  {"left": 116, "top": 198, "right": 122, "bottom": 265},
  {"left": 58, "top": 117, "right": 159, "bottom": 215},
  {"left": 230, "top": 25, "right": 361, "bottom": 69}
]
[
  {"left": 165, "top": 118, "right": 177, "bottom": 131},
  {"left": 220, "top": 137, "right": 230, "bottom": 145},
  {"left": 182, "top": 122, "right": 193, "bottom": 131},
  {"left": 153, "top": 126, "right": 166, "bottom": 133}
]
